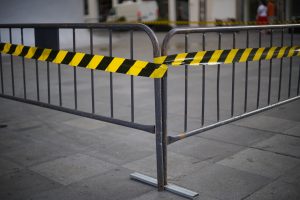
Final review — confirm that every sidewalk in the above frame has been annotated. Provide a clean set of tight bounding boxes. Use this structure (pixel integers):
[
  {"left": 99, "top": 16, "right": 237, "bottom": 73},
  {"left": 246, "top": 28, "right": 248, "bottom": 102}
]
[{"left": 0, "top": 95, "right": 299, "bottom": 200}]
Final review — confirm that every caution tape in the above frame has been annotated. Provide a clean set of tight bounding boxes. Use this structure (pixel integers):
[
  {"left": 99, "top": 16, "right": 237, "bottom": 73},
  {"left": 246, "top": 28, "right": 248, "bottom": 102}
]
[
  {"left": 1, "top": 42, "right": 300, "bottom": 79},
  {"left": 0, "top": 42, "right": 167, "bottom": 79},
  {"left": 154, "top": 46, "right": 300, "bottom": 66}
]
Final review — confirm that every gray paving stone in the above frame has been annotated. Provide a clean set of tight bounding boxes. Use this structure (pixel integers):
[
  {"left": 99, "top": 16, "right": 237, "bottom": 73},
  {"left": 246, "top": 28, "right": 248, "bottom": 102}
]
[
  {"left": 218, "top": 148, "right": 300, "bottom": 179},
  {"left": 30, "top": 167, "right": 153, "bottom": 200},
  {"left": 0, "top": 129, "right": 32, "bottom": 153},
  {"left": 89, "top": 125, "right": 155, "bottom": 149},
  {"left": 86, "top": 144, "right": 154, "bottom": 166},
  {"left": 0, "top": 157, "right": 22, "bottom": 176},
  {"left": 84, "top": 127, "right": 155, "bottom": 165},
  {"left": 0, "top": 169, "right": 61, "bottom": 200},
  {"left": 252, "top": 134, "right": 300, "bottom": 158},
  {"left": 169, "top": 137, "right": 244, "bottom": 163},
  {"left": 132, "top": 190, "right": 219, "bottom": 200},
  {"left": 132, "top": 190, "right": 186, "bottom": 200},
  {"left": 244, "top": 180, "right": 300, "bottom": 200},
  {"left": 174, "top": 164, "right": 271, "bottom": 200},
  {"left": 284, "top": 124, "right": 300, "bottom": 137},
  {"left": 31, "top": 153, "right": 117, "bottom": 185},
  {"left": 31, "top": 108, "right": 80, "bottom": 123},
  {"left": 262, "top": 100, "right": 300, "bottom": 122},
  {"left": 233, "top": 115, "right": 298, "bottom": 133},
  {"left": 63, "top": 117, "right": 108, "bottom": 131},
  {"left": 5, "top": 120, "right": 43, "bottom": 132},
  {"left": 123, "top": 152, "right": 210, "bottom": 180},
  {"left": 278, "top": 164, "right": 300, "bottom": 185},
  {"left": 1, "top": 140, "right": 74, "bottom": 167},
  {"left": 20, "top": 126, "right": 103, "bottom": 152},
  {"left": 198, "top": 124, "right": 274, "bottom": 146}
]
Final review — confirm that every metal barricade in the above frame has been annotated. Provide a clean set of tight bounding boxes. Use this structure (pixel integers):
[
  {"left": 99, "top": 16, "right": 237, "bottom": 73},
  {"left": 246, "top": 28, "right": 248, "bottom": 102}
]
[
  {"left": 1, "top": 23, "right": 300, "bottom": 199},
  {"left": 0, "top": 23, "right": 167, "bottom": 194},
  {"left": 151, "top": 24, "right": 300, "bottom": 198}
]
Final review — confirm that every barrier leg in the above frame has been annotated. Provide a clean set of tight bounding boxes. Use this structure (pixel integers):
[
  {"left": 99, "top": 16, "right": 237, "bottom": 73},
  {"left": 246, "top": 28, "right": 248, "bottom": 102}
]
[
  {"left": 130, "top": 79, "right": 198, "bottom": 199},
  {"left": 130, "top": 78, "right": 165, "bottom": 189}
]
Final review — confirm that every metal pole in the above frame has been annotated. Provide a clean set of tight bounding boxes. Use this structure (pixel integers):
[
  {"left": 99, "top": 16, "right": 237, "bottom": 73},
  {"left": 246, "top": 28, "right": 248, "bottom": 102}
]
[
  {"left": 217, "top": 32, "right": 221, "bottom": 121},
  {"left": 90, "top": 28, "right": 95, "bottom": 113},
  {"left": 130, "top": 30, "right": 135, "bottom": 122},
  {"left": 154, "top": 78, "right": 164, "bottom": 190},
  {"left": 9, "top": 28, "right": 15, "bottom": 96},
  {"left": 73, "top": 28, "right": 77, "bottom": 110},
  {"left": 184, "top": 33, "right": 188, "bottom": 132},
  {"left": 0, "top": 29, "right": 4, "bottom": 94}
]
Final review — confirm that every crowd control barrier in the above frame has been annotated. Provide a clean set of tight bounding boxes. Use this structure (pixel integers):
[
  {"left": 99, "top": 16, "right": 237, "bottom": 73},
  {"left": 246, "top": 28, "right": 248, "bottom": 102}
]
[
  {"left": 0, "top": 22, "right": 165, "bottom": 195},
  {"left": 137, "top": 24, "right": 299, "bottom": 198},
  {"left": 1, "top": 23, "right": 300, "bottom": 199}
]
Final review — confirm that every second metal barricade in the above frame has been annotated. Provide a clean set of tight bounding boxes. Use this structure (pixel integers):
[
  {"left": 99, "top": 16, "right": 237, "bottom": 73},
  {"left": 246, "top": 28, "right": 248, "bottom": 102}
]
[{"left": 152, "top": 24, "right": 300, "bottom": 198}]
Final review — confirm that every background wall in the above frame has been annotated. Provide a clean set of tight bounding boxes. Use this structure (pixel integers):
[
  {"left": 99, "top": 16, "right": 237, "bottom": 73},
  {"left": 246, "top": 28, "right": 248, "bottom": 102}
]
[
  {"left": 0, "top": 0, "right": 84, "bottom": 24},
  {"left": 207, "top": 0, "right": 236, "bottom": 21}
]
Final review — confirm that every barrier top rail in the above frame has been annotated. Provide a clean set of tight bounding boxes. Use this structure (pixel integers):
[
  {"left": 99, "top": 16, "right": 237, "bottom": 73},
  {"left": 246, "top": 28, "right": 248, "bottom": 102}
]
[
  {"left": 162, "top": 24, "right": 300, "bottom": 55},
  {"left": 0, "top": 23, "right": 154, "bottom": 30},
  {"left": 0, "top": 23, "right": 160, "bottom": 56}
]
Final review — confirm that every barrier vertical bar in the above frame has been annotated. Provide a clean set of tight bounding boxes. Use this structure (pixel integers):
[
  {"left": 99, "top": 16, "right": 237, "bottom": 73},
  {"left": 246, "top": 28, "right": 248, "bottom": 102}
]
[
  {"left": 244, "top": 30, "right": 249, "bottom": 113},
  {"left": 297, "top": 64, "right": 300, "bottom": 95},
  {"left": 130, "top": 30, "right": 135, "bottom": 122},
  {"left": 217, "top": 32, "right": 221, "bottom": 122},
  {"left": 90, "top": 28, "right": 95, "bottom": 113},
  {"left": 73, "top": 28, "right": 77, "bottom": 110},
  {"left": 35, "top": 59, "right": 40, "bottom": 101},
  {"left": 278, "top": 28, "right": 284, "bottom": 101},
  {"left": 47, "top": 58, "right": 51, "bottom": 104},
  {"left": 0, "top": 30, "right": 4, "bottom": 94},
  {"left": 109, "top": 29, "right": 114, "bottom": 118},
  {"left": 184, "top": 33, "right": 188, "bottom": 132},
  {"left": 231, "top": 32, "right": 236, "bottom": 117},
  {"left": 267, "top": 29, "right": 273, "bottom": 105},
  {"left": 154, "top": 77, "right": 164, "bottom": 190},
  {"left": 288, "top": 28, "right": 294, "bottom": 98},
  {"left": 257, "top": 30, "right": 262, "bottom": 108},
  {"left": 162, "top": 71, "right": 168, "bottom": 187},
  {"left": 201, "top": 33, "right": 205, "bottom": 126},
  {"left": 57, "top": 29, "right": 62, "bottom": 107},
  {"left": 58, "top": 62, "right": 62, "bottom": 106},
  {"left": 9, "top": 28, "right": 15, "bottom": 96},
  {"left": 21, "top": 28, "right": 27, "bottom": 99},
  {"left": 129, "top": 23, "right": 167, "bottom": 192}
]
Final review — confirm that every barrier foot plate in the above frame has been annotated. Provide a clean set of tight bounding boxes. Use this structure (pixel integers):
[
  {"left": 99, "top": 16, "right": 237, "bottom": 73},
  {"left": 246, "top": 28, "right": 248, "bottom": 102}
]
[{"left": 130, "top": 172, "right": 199, "bottom": 199}]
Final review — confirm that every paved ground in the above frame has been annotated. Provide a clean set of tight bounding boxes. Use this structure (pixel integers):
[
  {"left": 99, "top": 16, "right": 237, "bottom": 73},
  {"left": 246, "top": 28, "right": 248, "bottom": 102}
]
[{"left": 0, "top": 29, "right": 300, "bottom": 200}]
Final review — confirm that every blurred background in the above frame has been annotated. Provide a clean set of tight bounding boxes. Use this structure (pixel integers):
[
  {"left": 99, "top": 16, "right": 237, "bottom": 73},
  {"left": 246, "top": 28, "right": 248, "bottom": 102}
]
[{"left": 0, "top": 0, "right": 299, "bottom": 26}]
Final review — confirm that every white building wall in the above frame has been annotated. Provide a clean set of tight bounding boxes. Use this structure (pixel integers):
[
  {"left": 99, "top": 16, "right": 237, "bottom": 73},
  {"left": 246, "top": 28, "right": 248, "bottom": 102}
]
[
  {"left": 85, "top": 0, "right": 99, "bottom": 22},
  {"left": 207, "top": 0, "right": 236, "bottom": 22},
  {"left": 168, "top": 0, "right": 176, "bottom": 26},
  {"left": 0, "top": 0, "right": 84, "bottom": 24},
  {"left": 189, "top": 0, "right": 199, "bottom": 27}
]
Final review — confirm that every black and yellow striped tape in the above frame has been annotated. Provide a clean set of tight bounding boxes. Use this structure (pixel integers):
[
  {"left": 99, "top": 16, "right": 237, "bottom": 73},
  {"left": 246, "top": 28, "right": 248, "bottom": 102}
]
[
  {"left": 0, "top": 42, "right": 168, "bottom": 79},
  {"left": 154, "top": 46, "right": 300, "bottom": 66},
  {"left": 1, "top": 42, "right": 300, "bottom": 79}
]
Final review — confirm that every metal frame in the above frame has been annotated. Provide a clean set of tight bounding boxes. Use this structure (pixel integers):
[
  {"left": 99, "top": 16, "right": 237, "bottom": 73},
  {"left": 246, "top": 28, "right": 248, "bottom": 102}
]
[
  {"left": 0, "top": 23, "right": 157, "bottom": 133},
  {"left": 0, "top": 22, "right": 164, "bottom": 191},
  {"left": 157, "top": 24, "right": 300, "bottom": 198}
]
